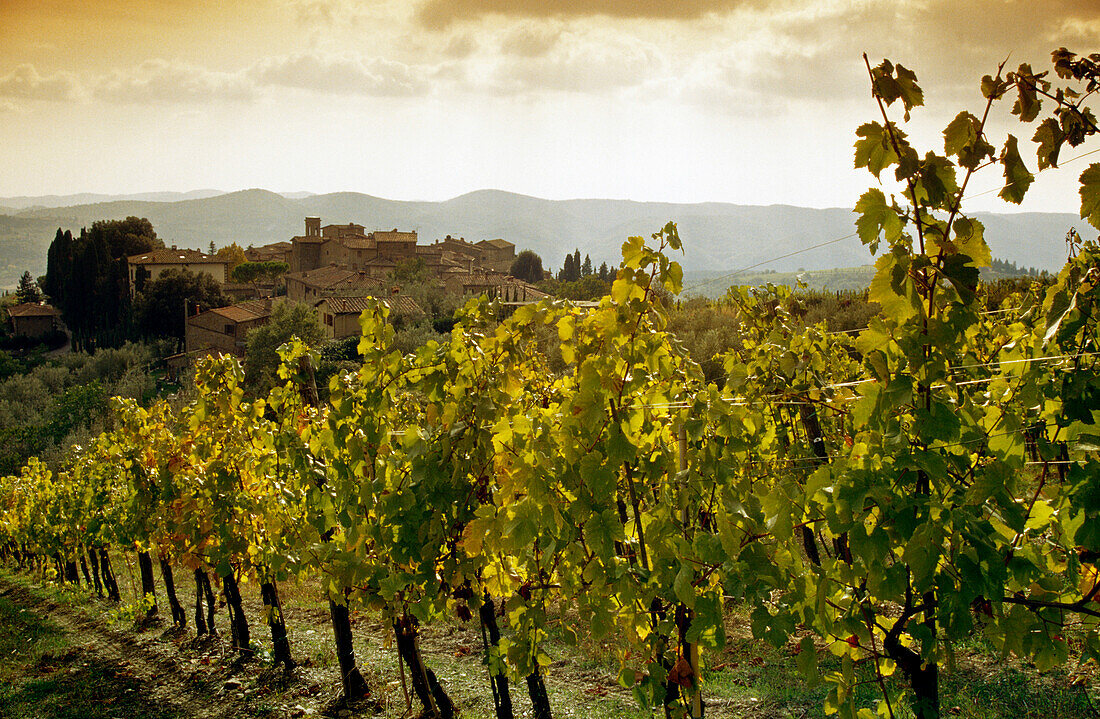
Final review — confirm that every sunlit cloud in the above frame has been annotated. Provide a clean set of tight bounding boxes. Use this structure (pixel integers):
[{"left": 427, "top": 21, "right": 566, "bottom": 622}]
[
  {"left": 442, "top": 34, "right": 479, "bottom": 59},
  {"left": 248, "top": 53, "right": 432, "bottom": 97},
  {"left": 0, "top": 64, "right": 82, "bottom": 102},
  {"left": 415, "top": 0, "right": 771, "bottom": 29},
  {"left": 95, "top": 59, "right": 255, "bottom": 104},
  {"left": 500, "top": 24, "right": 563, "bottom": 57},
  {"left": 479, "top": 29, "right": 667, "bottom": 94}
]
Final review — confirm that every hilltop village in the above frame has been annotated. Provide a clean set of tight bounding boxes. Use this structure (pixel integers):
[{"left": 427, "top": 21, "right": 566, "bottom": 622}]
[{"left": 117, "top": 217, "right": 549, "bottom": 358}]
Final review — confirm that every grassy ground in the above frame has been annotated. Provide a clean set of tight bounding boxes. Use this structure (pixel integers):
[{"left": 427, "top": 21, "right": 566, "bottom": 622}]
[
  {"left": 1, "top": 561, "right": 1097, "bottom": 719},
  {"left": 0, "top": 583, "right": 184, "bottom": 719}
]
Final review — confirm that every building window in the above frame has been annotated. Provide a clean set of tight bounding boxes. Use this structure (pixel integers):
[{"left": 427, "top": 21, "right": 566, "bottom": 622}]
[
  {"left": 325, "top": 314, "right": 333, "bottom": 326},
  {"left": 225, "top": 324, "right": 234, "bottom": 335}
]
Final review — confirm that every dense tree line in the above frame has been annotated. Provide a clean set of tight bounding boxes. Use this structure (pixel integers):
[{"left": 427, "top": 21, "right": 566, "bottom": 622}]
[{"left": 43, "top": 217, "right": 162, "bottom": 351}]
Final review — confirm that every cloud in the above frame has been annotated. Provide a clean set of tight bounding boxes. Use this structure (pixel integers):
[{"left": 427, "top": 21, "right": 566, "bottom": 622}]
[
  {"left": 95, "top": 60, "right": 255, "bottom": 104},
  {"left": 87, "top": 53, "right": 433, "bottom": 104},
  {"left": 416, "top": 0, "right": 766, "bottom": 29},
  {"left": 0, "top": 64, "right": 82, "bottom": 102},
  {"left": 677, "top": 0, "right": 1100, "bottom": 116},
  {"left": 442, "top": 34, "right": 479, "bottom": 59},
  {"left": 470, "top": 29, "right": 666, "bottom": 95},
  {"left": 283, "top": 0, "right": 345, "bottom": 25},
  {"left": 500, "top": 25, "right": 562, "bottom": 57},
  {"left": 248, "top": 53, "right": 431, "bottom": 97}
]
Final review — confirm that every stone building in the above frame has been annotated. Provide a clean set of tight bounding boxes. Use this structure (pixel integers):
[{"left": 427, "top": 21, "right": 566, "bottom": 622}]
[
  {"left": 314, "top": 295, "right": 424, "bottom": 340},
  {"left": 475, "top": 238, "right": 517, "bottom": 272},
  {"left": 127, "top": 247, "right": 228, "bottom": 295},
  {"left": 244, "top": 241, "right": 292, "bottom": 264},
  {"left": 284, "top": 266, "right": 389, "bottom": 304},
  {"left": 429, "top": 235, "right": 516, "bottom": 273},
  {"left": 184, "top": 298, "right": 273, "bottom": 357},
  {"left": 5, "top": 302, "right": 63, "bottom": 338},
  {"left": 290, "top": 218, "right": 419, "bottom": 274}
]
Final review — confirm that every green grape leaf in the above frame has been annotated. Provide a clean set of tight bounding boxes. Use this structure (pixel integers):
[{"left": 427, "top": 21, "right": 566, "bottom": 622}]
[
  {"left": 903, "top": 524, "right": 940, "bottom": 588},
  {"left": 855, "top": 188, "right": 903, "bottom": 252},
  {"left": 663, "top": 260, "right": 684, "bottom": 294},
  {"left": 584, "top": 509, "right": 625, "bottom": 560},
  {"left": 953, "top": 216, "right": 991, "bottom": 267},
  {"left": 1011, "top": 68, "right": 1040, "bottom": 121},
  {"left": 854, "top": 123, "right": 898, "bottom": 179},
  {"left": 621, "top": 236, "right": 646, "bottom": 269},
  {"left": 871, "top": 60, "right": 923, "bottom": 119},
  {"left": 939, "top": 254, "right": 980, "bottom": 304},
  {"left": 982, "top": 74, "right": 1009, "bottom": 101},
  {"left": 1076, "top": 518, "right": 1100, "bottom": 554},
  {"left": 894, "top": 63, "right": 925, "bottom": 118},
  {"left": 686, "top": 593, "right": 726, "bottom": 649},
  {"left": 869, "top": 250, "right": 920, "bottom": 322},
  {"left": 674, "top": 563, "right": 696, "bottom": 609},
  {"left": 1044, "top": 284, "right": 1078, "bottom": 347},
  {"left": 999, "top": 135, "right": 1034, "bottom": 204},
  {"left": 1074, "top": 434, "right": 1100, "bottom": 453},
  {"left": 1079, "top": 163, "right": 1100, "bottom": 230},
  {"left": 1033, "top": 118, "right": 1065, "bottom": 169},
  {"left": 943, "top": 111, "right": 994, "bottom": 170},
  {"left": 914, "top": 152, "right": 958, "bottom": 208},
  {"left": 795, "top": 636, "right": 820, "bottom": 684}
]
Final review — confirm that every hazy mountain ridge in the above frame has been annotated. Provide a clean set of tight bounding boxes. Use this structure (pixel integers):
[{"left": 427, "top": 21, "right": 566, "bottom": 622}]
[
  {"left": 0, "top": 190, "right": 228, "bottom": 211},
  {"left": 0, "top": 188, "right": 1084, "bottom": 289}
]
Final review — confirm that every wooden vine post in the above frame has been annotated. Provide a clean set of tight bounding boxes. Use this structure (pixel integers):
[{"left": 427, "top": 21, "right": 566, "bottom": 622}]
[{"left": 678, "top": 423, "right": 703, "bottom": 718}]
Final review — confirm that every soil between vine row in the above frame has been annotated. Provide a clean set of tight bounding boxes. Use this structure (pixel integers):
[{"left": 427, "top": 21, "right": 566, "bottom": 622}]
[{"left": 2, "top": 567, "right": 1096, "bottom": 719}]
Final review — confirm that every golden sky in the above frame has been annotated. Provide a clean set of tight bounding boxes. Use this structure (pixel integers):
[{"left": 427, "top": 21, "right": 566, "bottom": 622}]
[{"left": 2, "top": 0, "right": 1098, "bottom": 211}]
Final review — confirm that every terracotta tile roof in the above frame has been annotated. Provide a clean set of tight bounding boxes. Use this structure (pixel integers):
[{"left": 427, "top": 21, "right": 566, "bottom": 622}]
[
  {"left": 503, "top": 280, "right": 550, "bottom": 299},
  {"left": 461, "top": 272, "right": 507, "bottom": 285},
  {"left": 287, "top": 265, "right": 388, "bottom": 292},
  {"left": 385, "top": 295, "right": 425, "bottom": 316},
  {"left": 477, "top": 238, "right": 514, "bottom": 249},
  {"left": 128, "top": 248, "right": 221, "bottom": 265},
  {"left": 205, "top": 298, "right": 273, "bottom": 323},
  {"left": 316, "top": 296, "right": 376, "bottom": 315},
  {"left": 245, "top": 242, "right": 292, "bottom": 260},
  {"left": 317, "top": 295, "right": 423, "bottom": 317},
  {"left": 6, "top": 302, "right": 61, "bottom": 317}
]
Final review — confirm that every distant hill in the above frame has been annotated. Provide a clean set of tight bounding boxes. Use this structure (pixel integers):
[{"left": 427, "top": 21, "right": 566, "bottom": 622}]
[
  {"left": 0, "top": 190, "right": 227, "bottom": 210},
  {"left": 0, "top": 188, "right": 1085, "bottom": 290}
]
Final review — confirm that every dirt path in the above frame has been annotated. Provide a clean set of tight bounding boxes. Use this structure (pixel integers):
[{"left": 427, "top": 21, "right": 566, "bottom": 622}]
[
  {"left": 0, "top": 572, "right": 652, "bottom": 719},
  {"left": 0, "top": 578, "right": 340, "bottom": 719}
]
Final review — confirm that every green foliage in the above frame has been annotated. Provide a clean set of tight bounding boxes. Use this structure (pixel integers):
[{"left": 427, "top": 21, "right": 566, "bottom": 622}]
[
  {"left": 540, "top": 274, "right": 611, "bottom": 301},
  {"left": 392, "top": 280, "right": 462, "bottom": 327},
  {"left": 243, "top": 300, "right": 324, "bottom": 394},
  {"left": 0, "top": 342, "right": 162, "bottom": 474},
  {"left": 214, "top": 242, "right": 247, "bottom": 271},
  {"left": 558, "top": 248, "right": 584, "bottom": 282},
  {"left": 666, "top": 297, "right": 745, "bottom": 382},
  {"left": 15, "top": 272, "right": 41, "bottom": 305},
  {"left": 387, "top": 257, "right": 431, "bottom": 285},
  {"left": 510, "top": 249, "right": 545, "bottom": 283},
  {"left": 133, "top": 268, "right": 230, "bottom": 346},
  {"left": 230, "top": 260, "right": 289, "bottom": 291},
  {"left": 43, "top": 217, "right": 161, "bottom": 351}
]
